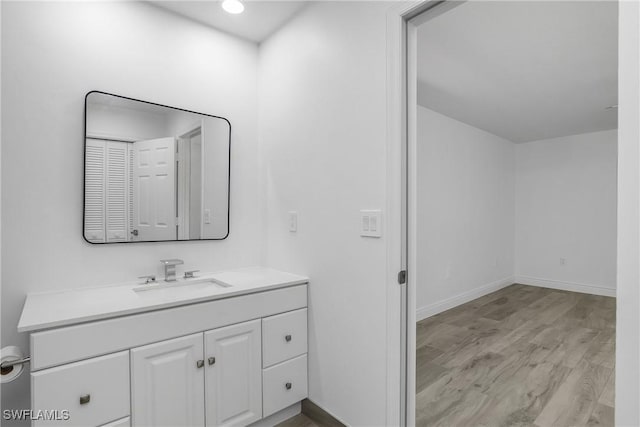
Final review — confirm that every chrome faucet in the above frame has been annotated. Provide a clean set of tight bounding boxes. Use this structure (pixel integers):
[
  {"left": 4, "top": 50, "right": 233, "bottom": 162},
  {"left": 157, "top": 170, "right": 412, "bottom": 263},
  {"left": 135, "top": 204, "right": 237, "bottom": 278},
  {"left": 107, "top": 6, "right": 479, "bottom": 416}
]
[{"left": 160, "top": 259, "right": 184, "bottom": 282}]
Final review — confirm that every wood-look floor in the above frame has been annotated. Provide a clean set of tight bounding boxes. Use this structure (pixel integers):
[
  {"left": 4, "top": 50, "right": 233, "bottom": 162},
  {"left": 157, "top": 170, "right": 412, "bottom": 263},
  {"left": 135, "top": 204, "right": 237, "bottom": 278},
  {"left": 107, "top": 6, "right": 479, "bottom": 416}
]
[
  {"left": 276, "top": 414, "right": 321, "bottom": 427},
  {"left": 416, "top": 284, "right": 616, "bottom": 427}
]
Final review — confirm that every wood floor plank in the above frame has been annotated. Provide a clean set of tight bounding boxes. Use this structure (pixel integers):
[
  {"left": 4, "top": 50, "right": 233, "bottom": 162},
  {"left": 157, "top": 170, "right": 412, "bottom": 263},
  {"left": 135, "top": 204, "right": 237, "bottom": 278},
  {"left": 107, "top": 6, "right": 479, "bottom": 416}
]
[
  {"left": 416, "top": 388, "right": 496, "bottom": 427},
  {"left": 440, "top": 351, "right": 508, "bottom": 394},
  {"left": 527, "top": 292, "right": 579, "bottom": 325},
  {"left": 485, "top": 320, "right": 548, "bottom": 354},
  {"left": 416, "top": 285, "right": 616, "bottom": 427},
  {"left": 583, "top": 328, "right": 616, "bottom": 369},
  {"left": 416, "top": 322, "right": 473, "bottom": 351},
  {"left": 556, "top": 295, "right": 616, "bottom": 331},
  {"left": 599, "top": 369, "right": 615, "bottom": 407},
  {"left": 415, "top": 360, "right": 449, "bottom": 394},
  {"left": 498, "top": 306, "right": 540, "bottom": 330},
  {"left": 533, "top": 359, "right": 612, "bottom": 427},
  {"left": 475, "top": 289, "right": 532, "bottom": 320},
  {"left": 586, "top": 403, "right": 615, "bottom": 427},
  {"left": 476, "top": 361, "right": 571, "bottom": 426},
  {"left": 538, "top": 326, "right": 600, "bottom": 368},
  {"left": 432, "top": 326, "right": 506, "bottom": 368},
  {"left": 416, "top": 344, "right": 444, "bottom": 363},
  {"left": 416, "top": 345, "right": 448, "bottom": 394},
  {"left": 276, "top": 414, "right": 320, "bottom": 427}
]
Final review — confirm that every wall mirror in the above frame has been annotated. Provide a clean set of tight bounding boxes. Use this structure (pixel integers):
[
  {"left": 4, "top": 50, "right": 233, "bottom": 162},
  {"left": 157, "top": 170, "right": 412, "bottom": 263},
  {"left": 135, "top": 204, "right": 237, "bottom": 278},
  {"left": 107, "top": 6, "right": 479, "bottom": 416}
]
[{"left": 83, "top": 91, "right": 230, "bottom": 243}]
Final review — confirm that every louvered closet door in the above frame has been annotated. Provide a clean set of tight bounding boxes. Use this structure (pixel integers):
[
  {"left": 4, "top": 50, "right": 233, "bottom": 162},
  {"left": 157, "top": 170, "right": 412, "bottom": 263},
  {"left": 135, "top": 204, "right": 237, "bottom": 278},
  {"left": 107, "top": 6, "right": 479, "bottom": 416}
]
[
  {"left": 84, "top": 140, "right": 106, "bottom": 243},
  {"left": 105, "top": 141, "right": 129, "bottom": 242}
]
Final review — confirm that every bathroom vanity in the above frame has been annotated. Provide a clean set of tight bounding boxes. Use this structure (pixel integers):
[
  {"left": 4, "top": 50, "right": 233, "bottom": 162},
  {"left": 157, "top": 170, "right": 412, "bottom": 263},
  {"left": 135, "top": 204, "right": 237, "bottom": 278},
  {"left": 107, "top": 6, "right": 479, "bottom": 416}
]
[{"left": 17, "top": 267, "right": 309, "bottom": 427}]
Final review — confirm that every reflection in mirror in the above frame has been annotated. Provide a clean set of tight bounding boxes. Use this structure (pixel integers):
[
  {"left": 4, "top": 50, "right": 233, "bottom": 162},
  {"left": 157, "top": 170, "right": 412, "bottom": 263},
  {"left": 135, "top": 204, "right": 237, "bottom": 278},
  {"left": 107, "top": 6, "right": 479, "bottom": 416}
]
[{"left": 84, "top": 92, "right": 230, "bottom": 243}]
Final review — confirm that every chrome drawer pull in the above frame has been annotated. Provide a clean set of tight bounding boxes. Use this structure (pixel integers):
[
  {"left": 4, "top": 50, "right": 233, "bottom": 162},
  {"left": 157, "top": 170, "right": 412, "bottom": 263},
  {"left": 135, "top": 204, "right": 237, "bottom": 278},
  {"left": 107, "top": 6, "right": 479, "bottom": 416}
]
[
  {"left": 208, "top": 357, "right": 216, "bottom": 366},
  {"left": 285, "top": 382, "right": 292, "bottom": 390},
  {"left": 79, "top": 394, "right": 90, "bottom": 405},
  {"left": 285, "top": 335, "right": 292, "bottom": 342},
  {"left": 196, "top": 360, "right": 204, "bottom": 368}
]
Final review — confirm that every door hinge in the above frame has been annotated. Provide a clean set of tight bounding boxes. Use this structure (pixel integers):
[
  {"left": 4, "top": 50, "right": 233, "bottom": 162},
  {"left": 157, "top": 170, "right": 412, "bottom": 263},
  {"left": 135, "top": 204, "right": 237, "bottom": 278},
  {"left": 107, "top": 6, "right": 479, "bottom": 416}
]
[{"left": 398, "top": 270, "right": 407, "bottom": 285}]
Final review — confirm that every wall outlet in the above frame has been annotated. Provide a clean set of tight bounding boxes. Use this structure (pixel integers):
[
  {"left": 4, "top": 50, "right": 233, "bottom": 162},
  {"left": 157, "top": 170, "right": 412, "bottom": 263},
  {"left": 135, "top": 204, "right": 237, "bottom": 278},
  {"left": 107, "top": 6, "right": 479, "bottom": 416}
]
[
  {"left": 360, "top": 210, "right": 382, "bottom": 237},
  {"left": 288, "top": 211, "right": 298, "bottom": 232},
  {"left": 204, "top": 209, "right": 211, "bottom": 224}
]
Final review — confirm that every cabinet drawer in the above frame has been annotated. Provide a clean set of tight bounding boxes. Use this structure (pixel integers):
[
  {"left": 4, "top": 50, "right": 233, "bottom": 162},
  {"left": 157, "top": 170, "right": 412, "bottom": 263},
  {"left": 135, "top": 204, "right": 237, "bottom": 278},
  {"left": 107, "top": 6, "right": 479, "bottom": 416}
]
[
  {"left": 31, "top": 351, "right": 130, "bottom": 427},
  {"left": 262, "top": 308, "right": 307, "bottom": 368},
  {"left": 262, "top": 354, "right": 308, "bottom": 418}
]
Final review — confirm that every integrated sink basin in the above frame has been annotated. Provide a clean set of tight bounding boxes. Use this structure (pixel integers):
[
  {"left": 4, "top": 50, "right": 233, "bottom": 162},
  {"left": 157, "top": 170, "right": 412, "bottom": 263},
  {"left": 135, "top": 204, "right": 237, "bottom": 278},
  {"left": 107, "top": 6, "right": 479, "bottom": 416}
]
[{"left": 133, "top": 278, "right": 232, "bottom": 297}]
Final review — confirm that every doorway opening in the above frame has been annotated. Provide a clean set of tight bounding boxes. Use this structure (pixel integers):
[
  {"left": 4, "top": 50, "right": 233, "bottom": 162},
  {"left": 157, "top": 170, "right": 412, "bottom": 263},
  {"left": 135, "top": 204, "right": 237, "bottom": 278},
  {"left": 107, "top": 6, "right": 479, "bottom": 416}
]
[{"left": 401, "top": 1, "right": 618, "bottom": 425}]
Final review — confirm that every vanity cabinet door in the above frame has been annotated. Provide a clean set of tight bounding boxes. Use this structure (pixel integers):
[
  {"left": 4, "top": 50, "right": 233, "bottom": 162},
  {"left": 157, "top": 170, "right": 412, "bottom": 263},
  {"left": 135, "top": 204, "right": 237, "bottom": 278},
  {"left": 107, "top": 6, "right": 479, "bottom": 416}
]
[
  {"left": 204, "top": 320, "right": 262, "bottom": 427},
  {"left": 131, "top": 333, "right": 205, "bottom": 427}
]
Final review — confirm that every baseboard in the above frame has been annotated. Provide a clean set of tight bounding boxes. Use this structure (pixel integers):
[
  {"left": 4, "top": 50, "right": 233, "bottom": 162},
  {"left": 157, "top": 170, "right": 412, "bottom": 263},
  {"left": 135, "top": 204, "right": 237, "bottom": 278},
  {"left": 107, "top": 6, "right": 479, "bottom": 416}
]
[
  {"left": 250, "top": 403, "right": 300, "bottom": 427},
  {"left": 416, "top": 276, "right": 515, "bottom": 321},
  {"left": 514, "top": 276, "right": 616, "bottom": 297}
]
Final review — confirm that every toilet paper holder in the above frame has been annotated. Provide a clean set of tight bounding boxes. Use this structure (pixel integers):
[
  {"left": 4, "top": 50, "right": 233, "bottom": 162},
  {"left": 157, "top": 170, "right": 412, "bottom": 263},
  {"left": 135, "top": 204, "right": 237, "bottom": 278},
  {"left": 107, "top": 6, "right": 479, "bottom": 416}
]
[
  {"left": 0, "top": 356, "right": 30, "bottom": 370},
  {"left": 1, "top": 347, "right": 30, "bottom": 383}
]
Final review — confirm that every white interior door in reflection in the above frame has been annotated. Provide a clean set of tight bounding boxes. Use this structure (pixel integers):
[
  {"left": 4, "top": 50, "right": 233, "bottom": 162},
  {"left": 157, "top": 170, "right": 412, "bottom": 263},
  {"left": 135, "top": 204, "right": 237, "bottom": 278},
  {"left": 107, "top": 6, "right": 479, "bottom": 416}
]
[{"left": 132, "top": 137, "right": 177, "bottom": 241}]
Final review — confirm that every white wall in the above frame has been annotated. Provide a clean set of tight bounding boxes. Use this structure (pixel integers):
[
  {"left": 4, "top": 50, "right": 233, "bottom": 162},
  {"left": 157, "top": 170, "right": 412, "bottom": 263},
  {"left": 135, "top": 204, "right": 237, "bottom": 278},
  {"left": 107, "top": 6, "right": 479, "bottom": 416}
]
[
  {"left": 259, "top": 2, "right": 391, "bottom": 425},
  {"left": 1, "top": 2, "right": 260, "bottom": 419},
  {"left": 616, "top": 1, "right": 640, "bottom": 423},
  {"left": 416, "top": 106, "right": 515, "bottom": 319},
  {"left": 415, "top": 109, "right": 617, "bottom": 315},
  {"left": 515, "top": 130, "right": 617, "bottom": 295}
]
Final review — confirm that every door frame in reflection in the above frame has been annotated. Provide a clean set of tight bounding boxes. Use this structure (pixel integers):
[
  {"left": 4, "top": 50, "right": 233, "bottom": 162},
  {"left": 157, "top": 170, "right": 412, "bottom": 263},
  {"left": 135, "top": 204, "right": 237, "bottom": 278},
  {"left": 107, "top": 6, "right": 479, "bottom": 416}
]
[{"left": 177, "top": 121, "right": 205, "bottom": 240}]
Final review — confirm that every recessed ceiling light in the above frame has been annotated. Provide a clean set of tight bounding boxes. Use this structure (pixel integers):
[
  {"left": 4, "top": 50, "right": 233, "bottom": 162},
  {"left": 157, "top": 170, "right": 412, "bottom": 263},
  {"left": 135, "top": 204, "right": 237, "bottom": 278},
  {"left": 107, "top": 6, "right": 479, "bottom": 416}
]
[
  {"left": 605, "top": 105, "right": 618, "bottom": 110},
  {"left": 222, "top": 0, "right": 244, "bottom": 14}
]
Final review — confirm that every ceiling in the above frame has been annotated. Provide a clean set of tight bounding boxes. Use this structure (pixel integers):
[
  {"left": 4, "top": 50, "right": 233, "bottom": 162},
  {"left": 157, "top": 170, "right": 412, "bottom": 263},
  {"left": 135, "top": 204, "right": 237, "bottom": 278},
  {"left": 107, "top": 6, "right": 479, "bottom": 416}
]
[
  {"left": 149, "top": 1, "right": 308, "bottom": 43},
  {"left": 417, "top": 1, "right": 618, "bottom": 143}
]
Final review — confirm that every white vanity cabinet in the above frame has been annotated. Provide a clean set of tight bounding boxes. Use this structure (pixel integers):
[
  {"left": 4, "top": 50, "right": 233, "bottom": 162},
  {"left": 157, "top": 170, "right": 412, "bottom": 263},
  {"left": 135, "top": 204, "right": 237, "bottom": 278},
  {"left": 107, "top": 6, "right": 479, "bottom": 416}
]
[
  {"left": 130, "top": 320, "right": 263, "bottom": 427},
  {"left": 21, "top": 273, "right": 309, "bottom": 427}
]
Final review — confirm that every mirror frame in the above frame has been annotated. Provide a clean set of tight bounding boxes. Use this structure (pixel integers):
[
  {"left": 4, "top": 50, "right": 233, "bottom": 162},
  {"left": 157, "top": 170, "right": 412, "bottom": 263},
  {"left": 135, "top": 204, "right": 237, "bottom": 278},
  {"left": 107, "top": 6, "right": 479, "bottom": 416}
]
[{"left": 83, "top": 90, "right": 231, "bottom": 244}]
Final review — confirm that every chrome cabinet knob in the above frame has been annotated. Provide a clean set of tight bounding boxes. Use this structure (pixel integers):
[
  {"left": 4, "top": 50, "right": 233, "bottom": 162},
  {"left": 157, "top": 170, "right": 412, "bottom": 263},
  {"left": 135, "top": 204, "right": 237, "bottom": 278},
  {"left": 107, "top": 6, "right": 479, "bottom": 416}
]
[
  {"left": 285, "top": 382, "right": 292, "bottom": 390},
  {"left": 208, "top": 357, "right": 215, "bottom": 366},
  {"left": 285, "top": 335, "right": 292, "bottom": 342},
  {"left": 79, "top": 394, "right": 91, "bottom": 405},
  {"left": 196, "top": 360, "right": 204, "bottom": 368}
]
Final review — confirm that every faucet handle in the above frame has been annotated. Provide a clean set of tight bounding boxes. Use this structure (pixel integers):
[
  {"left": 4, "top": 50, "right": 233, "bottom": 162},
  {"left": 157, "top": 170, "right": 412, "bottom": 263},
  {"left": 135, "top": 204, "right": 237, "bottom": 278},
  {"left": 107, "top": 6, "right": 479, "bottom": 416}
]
[
  {"left": 138, "top": 275, "right": 156, "bottom": 284},
  {"left": 160, "top": 259, "right": 184, "bottom": 266},
  {"left": 184, "top": 270, "right": 200, "bottom": 279}
]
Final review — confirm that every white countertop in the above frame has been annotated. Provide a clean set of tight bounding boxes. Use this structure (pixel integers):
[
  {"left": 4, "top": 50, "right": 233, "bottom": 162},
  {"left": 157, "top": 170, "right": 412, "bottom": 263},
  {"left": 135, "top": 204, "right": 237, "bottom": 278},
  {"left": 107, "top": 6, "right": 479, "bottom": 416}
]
[{"left": 17, "top": 267, "right": 308, "bottom": 333}]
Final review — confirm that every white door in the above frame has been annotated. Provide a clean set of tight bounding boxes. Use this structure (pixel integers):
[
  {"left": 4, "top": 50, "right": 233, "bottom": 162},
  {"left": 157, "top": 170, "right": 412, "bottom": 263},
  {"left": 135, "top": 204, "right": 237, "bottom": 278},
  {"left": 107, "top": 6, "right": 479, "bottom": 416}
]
[
  {"left": 131, "top": 333, "right": 205, "bottom": 427},
  {"left": 204, "top": 320, "right": 262, "bottom": 427},
  {"left": 131, "top": 137, "right": 177, "bottom": 241}
]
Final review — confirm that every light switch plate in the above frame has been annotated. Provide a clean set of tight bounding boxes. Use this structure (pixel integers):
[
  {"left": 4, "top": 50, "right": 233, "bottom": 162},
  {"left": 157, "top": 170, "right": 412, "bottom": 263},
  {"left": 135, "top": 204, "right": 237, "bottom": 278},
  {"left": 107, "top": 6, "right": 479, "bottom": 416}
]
[
  {"left": 288, "top": 211, "right": 298, "bottom": 232},
  {"left": 360, "top": 210, "right": 382, "bottom": 237}
]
